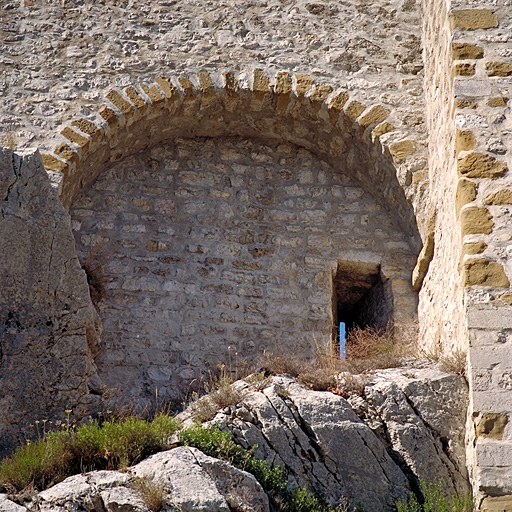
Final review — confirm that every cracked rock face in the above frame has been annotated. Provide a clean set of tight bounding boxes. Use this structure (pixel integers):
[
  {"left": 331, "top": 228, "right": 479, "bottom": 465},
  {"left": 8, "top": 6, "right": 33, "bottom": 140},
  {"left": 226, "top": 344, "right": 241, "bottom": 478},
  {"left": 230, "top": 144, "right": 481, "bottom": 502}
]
[
  {"left": 0, "top": 148, "right": 102, "bottom": 458},
  {"left": 198, "top": 366, "right": 469, "bottom": 512},
  {"left": 1, "top": 366, "right": 469, "bottom": 512}
]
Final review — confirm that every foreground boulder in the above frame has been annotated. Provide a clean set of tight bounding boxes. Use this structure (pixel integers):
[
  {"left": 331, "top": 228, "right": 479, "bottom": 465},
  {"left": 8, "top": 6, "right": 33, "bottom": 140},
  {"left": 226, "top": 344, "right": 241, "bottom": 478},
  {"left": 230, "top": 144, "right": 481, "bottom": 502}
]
[
  {"left": 188, "top": 363, "right": 470, "bottom": 511},
  {"left": 3, "top": 447, "right": 268, "bottom": 512}
]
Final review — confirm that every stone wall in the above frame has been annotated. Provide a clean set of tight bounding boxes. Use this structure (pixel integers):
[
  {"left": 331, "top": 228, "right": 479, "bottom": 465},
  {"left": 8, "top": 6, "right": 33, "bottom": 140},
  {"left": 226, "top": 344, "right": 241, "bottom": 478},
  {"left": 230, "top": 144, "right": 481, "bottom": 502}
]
[
  {"left": 419, "top": 1, "right": 512, "bottom": 508},
  {"left": 1, "top": 0, "right": 512, "bottom": 507},
  {"left": 71, "top": 137, "right": 418, "bottom": 405}
]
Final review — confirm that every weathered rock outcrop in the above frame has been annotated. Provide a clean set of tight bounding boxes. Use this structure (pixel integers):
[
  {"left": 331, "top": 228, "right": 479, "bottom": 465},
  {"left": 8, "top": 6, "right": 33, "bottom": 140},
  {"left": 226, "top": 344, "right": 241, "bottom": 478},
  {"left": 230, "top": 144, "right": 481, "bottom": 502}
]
[
  {"left": 1, "top": 447, "right": 268, "bottom": 512},
  {"left": 0, "top": 365, "right": 469, "bottom": 512},
  {"left": 204, "top": 366, "right": 469, "bottom": 511},
  {"left": 0, "top": 148, "right": 102, "bottom": 458}
]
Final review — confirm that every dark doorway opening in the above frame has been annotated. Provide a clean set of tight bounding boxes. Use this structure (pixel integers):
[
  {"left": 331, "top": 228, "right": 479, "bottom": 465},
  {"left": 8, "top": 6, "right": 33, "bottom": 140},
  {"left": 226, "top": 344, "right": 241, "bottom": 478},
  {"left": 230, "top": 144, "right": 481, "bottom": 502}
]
[{"left": 332, "top": 260, "right": 394, "bottom": 355}]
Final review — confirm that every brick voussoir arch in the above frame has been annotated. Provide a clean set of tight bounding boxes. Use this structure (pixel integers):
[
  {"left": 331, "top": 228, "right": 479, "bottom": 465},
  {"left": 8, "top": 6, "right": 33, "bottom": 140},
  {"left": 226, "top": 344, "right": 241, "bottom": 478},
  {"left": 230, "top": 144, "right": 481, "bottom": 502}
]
[{"left": 41, "top": 68, "right": 422, "bottom": 244}]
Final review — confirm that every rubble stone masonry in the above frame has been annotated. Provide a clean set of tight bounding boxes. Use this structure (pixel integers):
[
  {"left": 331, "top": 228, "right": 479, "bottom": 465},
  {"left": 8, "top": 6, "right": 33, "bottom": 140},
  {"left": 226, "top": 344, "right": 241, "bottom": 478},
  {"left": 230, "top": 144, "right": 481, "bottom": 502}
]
[{"left": 1, "top": 0, "right": 512, "bottom": 507}]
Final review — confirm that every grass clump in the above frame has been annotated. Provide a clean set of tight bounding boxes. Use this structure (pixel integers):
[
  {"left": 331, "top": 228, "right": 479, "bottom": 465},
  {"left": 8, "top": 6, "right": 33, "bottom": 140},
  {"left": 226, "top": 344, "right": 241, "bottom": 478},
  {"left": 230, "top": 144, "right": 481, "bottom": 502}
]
[
  {"left": 189, "top": 365, "right": 246, "bottom": 422},
  {"left": 132, "top": 477, "right": 165, "bottom": 512},
  {"left": 396, "top": 481, "right": 473, "bottom": 512},
  {"left": 0, "top": 414, "right": 180, "bottom": 492}
]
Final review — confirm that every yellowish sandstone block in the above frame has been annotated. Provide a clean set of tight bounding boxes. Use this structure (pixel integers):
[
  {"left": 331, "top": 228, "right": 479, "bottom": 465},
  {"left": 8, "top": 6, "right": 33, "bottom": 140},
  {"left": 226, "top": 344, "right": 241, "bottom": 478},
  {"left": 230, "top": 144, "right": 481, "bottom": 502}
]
[
  {"left": 461, "top": 207, "right": 493, "bottom": 235},
  {"left": 450, "top": 9, "right": 498, "bottom": 30},
  {"left": 463, "top": 259, "right": 510, "bottom": 287}
]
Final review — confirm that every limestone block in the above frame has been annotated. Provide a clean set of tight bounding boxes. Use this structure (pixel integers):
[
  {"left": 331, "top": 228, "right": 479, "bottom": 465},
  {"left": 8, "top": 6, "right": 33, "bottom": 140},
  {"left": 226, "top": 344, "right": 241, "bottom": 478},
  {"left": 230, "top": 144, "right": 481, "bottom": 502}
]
[
  {"left": 484, "top": 189, "right": 512, "bottom": 205},
  {"left": 468, "top": 306, "right": 512, "bottom": 330},
  {"left": 458, "top": 153, "right": 507, "bottom": 179},
  {"left": 480, "top": 496, "right": 512, "bottom": 512},
  {"left": 499, "top": 293, "right": 512, "bottom": 306},
  {"left": 473, "top": 391, "right": 512, "bottom": 412},
  {"left": 476, "top": 442, "right": 512, "bottom": 466},
  {"left": 460, "top": 207, "right": 493, "bottom": 235},
  {"left": 454, "top": 63, "right": 475, "bottom": 76},
  {"left": 389, "top": 140, "right": 417, "bottom": 163},
  {"left": 488, "top": 97, "right": 508, "bottom": 108},
  {"left": 463, "top": 259, "right": 509, "bottom": 287},
  {"left": 452, "top": 42, "right": 484, "bottom": 60},
  {"left": 450, "top": 9, "right": 498, "bottom": 30},
  {"left": 462, "top": 241, "right": 487, "bottom": 256},
  {"left": 456, "top": 179, "right": 477, "bottom": 215},
  {"left": 455, "top": 79, "right": 491, "bottom": 97},
  {"left": 455, "top": 98, "right": 478, "bottom": 109},
  {"left": 358, "top": 105, "right": 390, "bottom": 129}
]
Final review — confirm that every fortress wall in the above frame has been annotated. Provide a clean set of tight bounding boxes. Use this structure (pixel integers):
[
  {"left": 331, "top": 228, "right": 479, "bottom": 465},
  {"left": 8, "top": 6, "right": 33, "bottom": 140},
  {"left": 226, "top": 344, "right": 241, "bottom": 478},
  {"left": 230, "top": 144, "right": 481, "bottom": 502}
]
[
  {"left": 418, "top": 0, "right": 463, "bottom": 355},
  {"left": 0, "top": 0, "right": 429, "bottom": 230},
  {"left": 421, "top": 1, "right": 512, "bottom": 507},
  {"left": 2, "top": 0, "right": 512, "bottom": 503},
  {"left": 453, "top": 4, "right": 512, "bottom": 509},
  {"left": 70, "top": 137, "right": 417, "bottom": 405}
]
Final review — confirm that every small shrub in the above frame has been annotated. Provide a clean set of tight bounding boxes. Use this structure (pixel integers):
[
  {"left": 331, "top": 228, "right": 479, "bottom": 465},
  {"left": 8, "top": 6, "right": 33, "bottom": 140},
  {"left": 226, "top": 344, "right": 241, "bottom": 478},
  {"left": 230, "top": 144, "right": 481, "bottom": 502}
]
[
  {"left": 178, "top": 422, "right": 249, "bottom": 468},
  {"left": 396, "top": 480, "right": 473, "bottom": 512},
  {"left": 0, "top": 415, "right": 180, "bottom": 492},
  {"left": 132, "top": 477, "right": 165, "bottom": 512}
]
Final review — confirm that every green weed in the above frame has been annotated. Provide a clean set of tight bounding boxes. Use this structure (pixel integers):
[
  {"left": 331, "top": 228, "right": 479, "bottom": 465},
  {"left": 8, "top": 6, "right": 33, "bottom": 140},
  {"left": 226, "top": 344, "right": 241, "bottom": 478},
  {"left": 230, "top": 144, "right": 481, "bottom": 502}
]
[
  {"left": 0, "top": 414, "right": 180, "bottom": 492},
  {"left": 396, "top": 481, "right": 473, "bottom": 512}
]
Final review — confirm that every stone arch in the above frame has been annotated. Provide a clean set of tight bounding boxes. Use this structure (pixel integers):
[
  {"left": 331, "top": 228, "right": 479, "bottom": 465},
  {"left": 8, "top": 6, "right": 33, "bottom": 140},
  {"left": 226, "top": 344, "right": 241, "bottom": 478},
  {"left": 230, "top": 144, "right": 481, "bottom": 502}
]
[
  {"left": 42, "top": 69, "right": 421, "bottom": 242},
  {"left": 41, "top": 69, "right": 423, "bottom": 404}
]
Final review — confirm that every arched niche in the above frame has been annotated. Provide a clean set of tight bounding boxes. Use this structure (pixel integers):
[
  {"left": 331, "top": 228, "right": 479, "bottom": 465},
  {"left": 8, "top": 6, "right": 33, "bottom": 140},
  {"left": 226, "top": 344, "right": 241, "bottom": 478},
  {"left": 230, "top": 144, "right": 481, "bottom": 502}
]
[{"left": 42, "top": 70, "right": 422, "bottom": 405}]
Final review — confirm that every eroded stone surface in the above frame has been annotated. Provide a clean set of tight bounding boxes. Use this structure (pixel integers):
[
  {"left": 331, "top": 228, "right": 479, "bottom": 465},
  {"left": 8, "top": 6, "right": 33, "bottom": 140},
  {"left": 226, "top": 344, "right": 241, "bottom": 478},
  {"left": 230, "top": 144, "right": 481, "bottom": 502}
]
[{"left": 0, "top": 149, "right": 101, "bottom": 458}]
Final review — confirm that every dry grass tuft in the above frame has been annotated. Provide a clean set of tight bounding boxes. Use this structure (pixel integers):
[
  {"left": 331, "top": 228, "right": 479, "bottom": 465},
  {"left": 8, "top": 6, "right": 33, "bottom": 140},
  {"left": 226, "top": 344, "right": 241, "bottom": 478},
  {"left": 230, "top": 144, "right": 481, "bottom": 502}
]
[
  {"left": 133, "top": 477, "right": 165, "bottom": 512},
  {"left": 81, "top": 241, "right": 115, "bottom": 306},
  {"left": 189, "top": 365, "right": 246, "bottom": 422},
  {"left": 344, "top": 325, "right": 405, "bottom": 373},
  {"left": 422, "top": 347, "right": 467, "bottom": 376}
]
